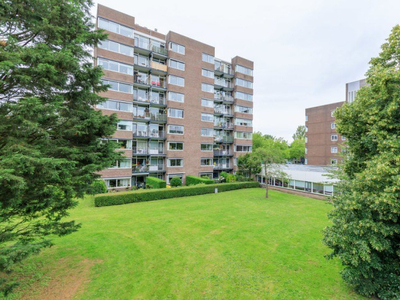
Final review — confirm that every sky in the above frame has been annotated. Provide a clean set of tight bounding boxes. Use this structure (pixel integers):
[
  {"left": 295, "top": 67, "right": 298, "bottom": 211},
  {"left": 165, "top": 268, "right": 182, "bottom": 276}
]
[{"left": 93, "top": 0, "right": 400, "bottom": 142}]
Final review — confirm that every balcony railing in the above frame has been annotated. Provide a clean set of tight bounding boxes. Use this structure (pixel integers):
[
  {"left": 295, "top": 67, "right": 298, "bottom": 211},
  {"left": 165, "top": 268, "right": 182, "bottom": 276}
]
[
  {"left": 150, "top": 61, "right": 167, "bottom": 72},
  {"left": 213, "top": 164, "right": 232, "bottom": 170},
  {"left": 214, "top": 136, "right": 234, "bottom": 143},
  {"left": 151, "top": 45, "right": 168, "bottom": 56},
  {"left": 149, "top": 131, "right": 165, "bottom": 138},
  {"left": 150, "top": 114, "right": 167, "bottom": 122},
  {"left": 149, "top": 149, "right": 165, "bottom": 155},
  {"left": 134, "top": 78, "right": 149, "bottom": 85},
  {"left": 133, "top": 113, "right": 150, "bottom": 120},
  {"left": 132, "top": 165, "right": 149, "bottom": 173},
  {"left": 213, "top": 150, "right": 232, "bottom": 156},
  {"left": 134, "top": 58, "right": 150, "bottom": 68},
  {"left": 133, "top": 130, "right": 149, "bottom": 138},
  {"left": 150, "top": 80, "right": 166, "bottom": 89},
  {"left": 214, "top": 122, "right": 234, "bottom": 129},
  {"left": 214, "top": 95, "right": 234, "bottom": 102},
  {"left": 135, "top": 40, "right": 150, "bottom": 50},
  {"left": 214, "top": 79, "right": 232, "bottom": 88},
  {"left": 215, "top": 65, "right": 233, "bottom": 75},
  {"left": 149, "top": 165, "right": 165, "bottom": 172},
  {"left": 150, "top": 98, "right": 166, "bottom": 106},
  {"left": 132, "top": 148, "right": 148, "bottom": 155}
]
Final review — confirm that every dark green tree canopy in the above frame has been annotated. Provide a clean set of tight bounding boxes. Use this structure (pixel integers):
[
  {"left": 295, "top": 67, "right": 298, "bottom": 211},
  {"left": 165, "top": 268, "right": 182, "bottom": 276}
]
[
  {"left": 0, "top": 0, "right": 119, "bottom": 294},
  {"left": 324, "top": 25, "right": 400, "bottom": 299}
]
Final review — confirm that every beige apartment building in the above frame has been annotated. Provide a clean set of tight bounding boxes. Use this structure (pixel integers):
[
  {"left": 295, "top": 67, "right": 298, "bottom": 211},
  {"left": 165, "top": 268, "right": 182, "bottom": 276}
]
[{"left": 95, "top": 5, "right": 254, "bottom": 189}]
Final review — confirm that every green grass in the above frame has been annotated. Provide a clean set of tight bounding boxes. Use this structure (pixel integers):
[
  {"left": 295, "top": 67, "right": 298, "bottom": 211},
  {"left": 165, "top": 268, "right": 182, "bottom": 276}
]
[{"left": 13, "top": 189, "right": 363, "bottom": 299}]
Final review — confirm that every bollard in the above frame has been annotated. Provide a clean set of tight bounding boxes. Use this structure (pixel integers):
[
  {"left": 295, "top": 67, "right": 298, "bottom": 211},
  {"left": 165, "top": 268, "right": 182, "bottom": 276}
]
[{"left": 215, "top": 188, "right": 218, "bottom": 193}]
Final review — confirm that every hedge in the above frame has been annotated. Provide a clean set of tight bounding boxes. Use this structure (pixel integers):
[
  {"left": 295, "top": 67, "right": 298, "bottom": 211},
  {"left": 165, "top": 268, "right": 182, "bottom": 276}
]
[
  {"left": 186, "top": 175, "right": 214, "bottom": 186},
  {"left": 94, "top": 181, "right": 260, "bottom": 207},
  {"left": 146, "top": 176, "right": 166, "bottom": 189}
]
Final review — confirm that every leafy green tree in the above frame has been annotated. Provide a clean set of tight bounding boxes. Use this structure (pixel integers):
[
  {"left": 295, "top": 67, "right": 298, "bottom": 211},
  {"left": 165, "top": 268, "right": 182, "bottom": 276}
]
[
  {"left": 170, "top": 177, "right": 182, "bottom": 187},
  {"left": 324, "top": 25, "right": 400, "bottom": 299},
  {"left": 237, "top": 152, "right": 261, "bottom": 179},
  {"left": 255, "top": 139, "right": 287, "bottom": 198},
  {"left": 292, "top": 125, "right": 306, "bottom": 140},
  {"left": 0, "top": 0, "right": 119, "bottom": 294},
  {"left": 289, "top": 138, "right": 305, "bottom": 163}
]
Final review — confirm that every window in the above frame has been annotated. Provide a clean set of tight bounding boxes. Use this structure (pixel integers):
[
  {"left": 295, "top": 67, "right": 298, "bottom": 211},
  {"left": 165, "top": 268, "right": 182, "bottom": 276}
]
[
  {"left": 97, "top": 100, "right": 132, "bottom": 112},
  {"left": 235, "top": 132, "right": 253, "bottom": 139},
  {"left": 169, "top": 42, "right": 185, "bottom": 54},
  {"left": 105, "top": 178, "right": 131, "bottom": 188},
  {"left": 201, "top": 158, "right": 213, "bottom": 166},
  {"left": 201, "top": 98, "right": 213, "bottom": 107},
  {"left": 305, "top": 137, "right": 308, "bottom": 143},
  {"left": 98, "top": 40, "right": 134, "bottom": 56},
  {"left": 202, "top": 53, "right": 214, "bottom": 64},
  {"left": 202, "top": 83, "right": 214, "bottom": 93},
  {"left": 168, "top": 125, "right": 184, "bottom": 135},
  {"left": 111, "top": 158, "right": 132, "bottom": 169},
  {"left": 331, "top": 134, "right": 338, "bottom": 141},
  {"left": 331, "top": 123, "right": 336, "bottom": 129},
  {"left": 167, "top": 173, "right": 184, "bottom": 184},
  {"left": 117, "top": 120, "right": 132, "bottom": 131},
  {"left": 235, "top": 105, "right": 253, "bottom": 114},
  {"left": 235, "top": 91, "right": 253, "bottom": 101},
  {"left": 331, "top": 159, "right": 338, "bottom": 165},
  {"left": 342, "top": 136, "right": 346, "bottom": 141},
  {"left": 168, "top": 108, "right": 184, "bottom": 119},
  {"left": 201, "top": 128, "right": 213, "bottom": 137},
  {"left": 202, "top": 69, "right": 214, "bottom": 78},
  {"left": 305, "top": 147, "right": 308, "bottom": 154},
  {"left": 169, "top": 59, "right": 185, "bottom": 71},
  {"left": 168, "top": 75, "right": 185, "bottom": 87},
  {"left": 331, "top": 110, "right": 335, "bottom": 117},
  {"left": 235, "top": 65, "right": 253, "bottom": 76},
  {"left": 305, "top": 115, "right": 308, "bottom": 121},
  {"left": 235, "top": 78, "right": 253, "bottom": 89},
  {"left": 168, "top": 91, "right": 184, "bottom": 103},
  {"left": 201, "top": 113, "right": 213, "bottom": 122},
  {"left": 98, "top": 18, "right": 134, "bottom": 38},
  {"left": 98, "top": 58, "right": 133, "bottom": 75},
  {"left": 331, "top": 147, "right": 338, "bottom": 153},
  {"left": 235, "top": 145, "right": 252, "bottom": 152},
  {"left": 201, "top": 144, "right": 213, "bottom": 151},
  {"left": 102, "top": 80, "right": 133, "bottom": 94},
  {"left": 168, "top": 158, "right": 183, "bottom": 167},
  {"left": 168, "top": 142, "right": 183, "bottom": 151},
  {"left": 235, "top": 118, "right": 253, "bottom": 127},
  {"left": 305, "top": 158, "right": 308, "bottom": 165}
]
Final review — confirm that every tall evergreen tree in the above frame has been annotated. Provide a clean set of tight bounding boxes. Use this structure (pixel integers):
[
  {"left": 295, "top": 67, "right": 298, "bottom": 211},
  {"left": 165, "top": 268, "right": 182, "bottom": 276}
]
[
  {"left": 0, "top": 0, "right": 119, "bottom": 293},
  {"left": 324, "top": 25, "right": 400, "bottom": 299}
]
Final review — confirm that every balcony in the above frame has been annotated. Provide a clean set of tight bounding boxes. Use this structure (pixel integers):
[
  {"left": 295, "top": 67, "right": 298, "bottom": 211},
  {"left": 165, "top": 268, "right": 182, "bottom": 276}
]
[
  {"left": 150, "top": 80, "right": 167, "bottom": 91},
  {"left": 149, "top": 165, "right": 165, "bottom": 172},
  {"left": 133, "top": 113, "right": 150, "bottom": 121},
  {"left": 213, "top": 150, "right": 233, "bottom": 156},
  {"left": 133, "top": 130, "right": 150, "bottom": 138},
  {"left": 132, "top": 165, "right": 149, "bottom": 173},
  {"left": 149, "top": 149, "right": 165, "bottom": 156},
  {"left": 149, "top": 131, "right": 166, "bottom": 139},
  {"left": 214, "top": 122, "right": 234, "bottom": 130},
  {"left": 151, "top": 45, "right": 168, "bottom": 57},
  {"left": 134, "top": 77, "right": 150, "bottom": 88},
  {"left": 150, "top": 61, "right": 167, "bottom": 74},
  {"left": 150, "top": 98, "right": 166, "bottom": 107},
  {"left": 132, "top": 148, "right": 149, "bottom": 155},
  {"left": 214, "top": 136, "right": 234, "bottom": 143},
  {"left": 214, "top": 65, "right": 234, "bottom": 78},
  {"left": 150, "top": 113, "right": 167, "bottom": 123},
  {"left": 134, "top": 40, "right": 151, "bottom": 56},
  {"left": 214, "top": 95, "right": 234, "bottom": 103},
  {"left": 213, "top": 164, "right": 233, "bottom": 170}
]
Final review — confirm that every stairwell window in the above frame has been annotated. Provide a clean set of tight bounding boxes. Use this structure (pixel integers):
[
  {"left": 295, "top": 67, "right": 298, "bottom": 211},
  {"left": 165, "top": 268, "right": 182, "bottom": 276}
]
[
  {"left": 168, "top": 75, "right": 185, "bottom": 87},
  {"left": 169, "top": 42, "right": 185, "bottom": 54}
]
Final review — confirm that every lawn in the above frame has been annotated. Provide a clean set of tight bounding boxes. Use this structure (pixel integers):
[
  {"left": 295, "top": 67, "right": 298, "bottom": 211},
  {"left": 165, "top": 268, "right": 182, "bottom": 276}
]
[{"left": 11, "top": 188, "right": 363, "bottom": 299}]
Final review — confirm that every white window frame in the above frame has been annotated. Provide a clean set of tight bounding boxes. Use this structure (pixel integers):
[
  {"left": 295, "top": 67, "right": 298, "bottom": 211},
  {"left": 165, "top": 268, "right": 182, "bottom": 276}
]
[
  {"left": 331, "top": 134, "right": 338, "bottom": 141},
  {"left": 168, "top": 108, "right": 184, "bottom": 119},
  {"left": 168, "top": 91, "right": 184, "bottom": 103},
  {"left": 235, "top": 78, "right": 253, "bottom": 89},
  {"left": 331, "top": 147, "right": 338, "bottom": 153},
  {"left": 201, "top": 158, "right": 213, "bottom": 166},
  {"left": 235, "top": 91, "right": 253, "bottom": 101},
  {"left": 168, "top": 75, "right": 185, "bottom": 87},
  {"left": 202, "top": 53, "right": 214, "bottom": 64},
  {"left": 202, "top": 69, "right": 214, "bottom": 78},
  {"left": 201, "top": 143, "right": 213, "bottom": 151},
  {"left": 169, "top": 42, "right": 185, "bottom": 54},
  {"left": 98, "top": 39, "right": 134, "bottom": 57},
  {"left": 169, "top": 59, "right": 185, "bottom": 71},
  {"left": 201, "top": 128, "right": 213, "bottom": 137},
  {"left": 168, "top": 142, "right": 184, "bottom": 151},
  {"left": 331, "top": 123, "right": 336, "bottom": 129},
  {"left": 235, "top": 64, "right": 253, "bottom": 76},
  {"left": 168, "top": 158, "right": 184, "bottom": 167},
  {"left": 201, "top": 113, "right": 213, "bottom": 122},
  {"left": 168, "top": 125, "right": 184, "bottom": 135},
  {"left": 201, "top": 98, "right": 213, "bottom": 108},
  {"left": 202, "top": 83, "right": 214, "bottom": 93}
]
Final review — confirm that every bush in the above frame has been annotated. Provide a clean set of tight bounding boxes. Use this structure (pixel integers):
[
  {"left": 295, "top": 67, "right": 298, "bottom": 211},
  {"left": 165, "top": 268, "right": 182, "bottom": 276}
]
[
  {"left": 170, "top": 177, "right": 182, "bottom": 187},
  {"left": 94, "top": 182, "right": 260, "bottom": 207},
  {"left": 146, "top": 176, "right": 166, "bottom": 189},
  {"left": 220, "top": 172, "right": 229, "bottom": 179},
  {"left": 186, "top": 175, "right": 214, "bottom": 186},
  {"left": 226, "top": 174, "right": 237, "bottom": 183},
  {"left": 87, "top": 179, "right": 107, "bottom": 195}
]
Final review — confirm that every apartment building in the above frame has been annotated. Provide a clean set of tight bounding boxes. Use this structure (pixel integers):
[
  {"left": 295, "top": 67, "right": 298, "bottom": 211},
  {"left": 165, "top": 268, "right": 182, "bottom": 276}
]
[
  {"left": 95, "top": 5, "right": 254, "bottom": 189},
  {"left": 346, "top": 78, "right": 367, "bottom": 103}
]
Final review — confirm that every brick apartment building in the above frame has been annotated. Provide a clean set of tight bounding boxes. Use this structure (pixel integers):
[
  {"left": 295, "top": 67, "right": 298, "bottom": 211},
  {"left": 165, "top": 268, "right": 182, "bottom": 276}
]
[
  {"left": 95, "top": 5, "right": 254, "bottom": 189},
  {"left": 305, "top": 79, "right": 366, "bottom": 166}
]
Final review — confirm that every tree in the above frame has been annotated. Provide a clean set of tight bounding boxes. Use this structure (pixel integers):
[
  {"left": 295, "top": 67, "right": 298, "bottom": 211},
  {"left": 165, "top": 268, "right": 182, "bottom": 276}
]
[
  {"left": 292, "top": 125, "right": 306, "bottom": 140},
  {"left": 237, "top": 152, "right": 261, "bottom": 179},
  {"left": 0, "top": 0, "right": 119, "bottom": 294},
  {"left": 289, "top": 138, "right": 305, "bottom": 163},
  {"left": 323, "top": 25, "right": 400, "bottom": 299},
  {"left": 254, "top": 139, "right": 286, "bottom": 198}
]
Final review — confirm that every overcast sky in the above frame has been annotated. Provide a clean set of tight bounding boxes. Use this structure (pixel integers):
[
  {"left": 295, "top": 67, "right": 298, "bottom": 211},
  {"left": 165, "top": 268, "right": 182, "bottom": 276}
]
[{"left": 93, "top": 0, "right": 400, "bottom": 142}]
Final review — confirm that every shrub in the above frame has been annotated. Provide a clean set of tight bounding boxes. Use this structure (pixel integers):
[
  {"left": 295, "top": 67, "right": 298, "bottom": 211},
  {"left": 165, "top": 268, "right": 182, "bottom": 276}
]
[
  {"left": 146, "top": 176, "right": 166, "bottom": 189},
  {"left": 220, "top": 172, "right": 229, "bottom": 179},
  {"left": 170, "top": 177, "right": 182, "bottom": 187},
  {"left": 87, "top": 179, "right": 107, "bottom": 195},
  {"left": 186, "top": 175, "right": 214, "bottom": 186},
  {"left": 94, "top": 182, "right": 260, "bottom": 207},
  {"left": 226, "top": 174, "right": 237, "bottom": 183}
]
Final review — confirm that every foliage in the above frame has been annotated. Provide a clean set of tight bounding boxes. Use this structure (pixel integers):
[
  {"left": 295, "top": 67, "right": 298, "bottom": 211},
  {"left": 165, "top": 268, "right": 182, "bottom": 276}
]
[
  {"left": 226, "top": 174, "right": 236, "bottom": 183},
  {"left": 186, "top": 176, "right": 214, "bottom": 186},
  {"left": 170, "top": 177, "right": 182, "bottom": 187},
  {"left": 323, "top": 25, "right": 400, "bottom": 299},
  {"left": 219, "top": 172, "right": 229, "bottom": 179},
  {"left": 0, "top": 0, "right": 119, "bottom": 294},
  {"left": 237, "top": 153, "right": 262, "bottom": 179},
  {"left": 289, "top": 138, "right": 305, "bottom": 163},
  {"left": 292, "top": 125, "right": 306, "bottom": 140},
  {"left": 145, "top": 177, "right": 166, "bottom": 189},
  {"left": 94, "top": 182, "right": 260, "bottom": 207},
  {"left": 255, "top": 139, "right": 287, "bottom": 198},
  {"left": 87, "top": 180, "right": 108, "bottom": 195}
]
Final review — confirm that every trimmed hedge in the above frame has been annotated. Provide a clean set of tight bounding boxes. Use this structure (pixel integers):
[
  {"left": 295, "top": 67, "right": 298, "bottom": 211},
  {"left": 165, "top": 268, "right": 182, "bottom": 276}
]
[
  {"left": 186, "top": 175, "right": 214, "bottom": 186},
  {"left": 94, "top": 181, "right": 260, "bottom": 207},
  {"left": 146, "top": 176, "right": 166, "bottom": 189}
]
